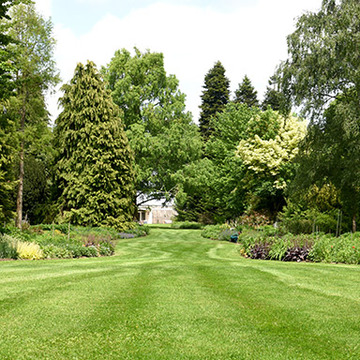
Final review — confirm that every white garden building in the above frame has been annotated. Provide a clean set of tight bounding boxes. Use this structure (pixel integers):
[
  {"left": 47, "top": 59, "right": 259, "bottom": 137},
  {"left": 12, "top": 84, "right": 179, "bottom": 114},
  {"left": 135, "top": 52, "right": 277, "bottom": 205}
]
[{"left": 137, "top": 197, "right": 177, "bottom": 224}]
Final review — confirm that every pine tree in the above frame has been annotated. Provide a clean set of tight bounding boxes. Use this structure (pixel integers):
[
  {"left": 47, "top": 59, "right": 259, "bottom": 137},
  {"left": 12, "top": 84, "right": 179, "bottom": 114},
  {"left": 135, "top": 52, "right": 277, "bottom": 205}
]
[
  {"left": 261, "top": 75, "right": 291, "bottom": 115},
  {"left": 234, "top": 75, "right": 259, "bottom": 108},
  {"left": 55, "top": 61, "right": 135, "bottom": 230},
  {"left": 199, "top": 61, "right": 230, "bottom": 140}
]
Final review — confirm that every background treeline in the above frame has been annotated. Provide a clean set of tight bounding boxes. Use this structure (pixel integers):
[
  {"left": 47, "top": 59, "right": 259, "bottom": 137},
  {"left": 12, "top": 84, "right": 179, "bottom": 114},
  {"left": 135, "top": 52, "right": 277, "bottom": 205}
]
[{"left": 0, "top": 0, "right": 359, "bottom": 236}]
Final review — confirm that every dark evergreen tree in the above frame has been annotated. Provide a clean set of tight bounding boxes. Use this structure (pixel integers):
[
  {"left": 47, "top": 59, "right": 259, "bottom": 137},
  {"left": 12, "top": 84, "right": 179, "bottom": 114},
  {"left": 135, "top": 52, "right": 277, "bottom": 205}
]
[
  {"left": 261, "top": 75, "right": 291, "bottom": 115},
  {"left": 0, "top": 0, "right": 16, "bottom": 224},
  {"left": 262, "top": 87, "right": 282, "bottom": 111},
  {"left": 54, "top": 61, "right": 135, "bottom": 230},
  {"left": 198, "top": 61, "right": 230, "bottom": 140},
  {"left": 234, "top": 75, "right": 259, "bottom": 108}
]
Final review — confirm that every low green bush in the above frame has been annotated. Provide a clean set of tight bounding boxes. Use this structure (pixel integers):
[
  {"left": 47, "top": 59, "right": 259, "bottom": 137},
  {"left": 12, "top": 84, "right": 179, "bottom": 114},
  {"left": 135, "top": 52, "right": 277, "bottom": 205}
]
[
  {"left": 267, "top": 237, "right": 289, "bottom": 261},
  {"left": 237, "top": 228, "right": 360, "bottom": 264},
  {"left": 278, "top": 207, "right": 341, "bottom": 235},
  {"left": 201, "top": 224, "right": 241, "bottom": 242},
  {"left": 82, "top": 245, "right": 99, "bottom": 257},
  {"left": 237, "top": 229, "right": 266, "bottom": 253},
  {"left": 308, "top": 233, "right": 360, "bottom": 264},
  {"left": 201, "top": 224, "right": 230, "bottom": 239},
  {"left": 35, "top": 232, "right": 82, "bottom": 247},
  {"left": 1, "top": 224, "right": 119, "bottom": 261},
  {"left": 42, "top": 244, "right": 72, "bottom": 259},
  {"left": 171, "top": 221, "right": 203, "bottom": 229},
  {"left": 0, "top": 235, "right": 18, "bottom": 259},
  {"left": 119, "top": 224, "right": 150, "bottom": 238},
  {"left": 99, "top": 240, "right": 115, "bottom": 256},
  {"left": 37, "top": 223, "right": 72, "bottom": 234}
]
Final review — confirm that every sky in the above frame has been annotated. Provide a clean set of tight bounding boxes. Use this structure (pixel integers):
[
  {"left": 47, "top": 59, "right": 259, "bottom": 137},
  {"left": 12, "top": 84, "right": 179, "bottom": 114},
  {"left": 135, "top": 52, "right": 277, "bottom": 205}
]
[{"left": 33, "top": 0, "right": 323, "bottom": 123}]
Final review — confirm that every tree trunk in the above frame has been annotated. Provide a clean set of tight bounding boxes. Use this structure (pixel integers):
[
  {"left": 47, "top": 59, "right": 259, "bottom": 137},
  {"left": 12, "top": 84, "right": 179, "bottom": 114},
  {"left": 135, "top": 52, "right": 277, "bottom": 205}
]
[
  {"left": 16, "top": 104, "right": 26, "bottom": 230},
  {"left": 16, "top": 141, "right": 24, "bottom": 229},
  {"left": 352, "top": 213, "right": 356, "bottom": 233}
]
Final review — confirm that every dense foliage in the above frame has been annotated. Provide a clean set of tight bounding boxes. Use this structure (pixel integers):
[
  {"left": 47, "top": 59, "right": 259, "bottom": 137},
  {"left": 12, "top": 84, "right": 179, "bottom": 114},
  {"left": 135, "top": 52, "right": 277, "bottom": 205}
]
[
  {"left": 0, "top": 0, "right": 359, "bottom": 245},
  {"left": 234, "top": 75, "right": 259, "bottom": 108},
  {"left": 176, "top": 105, "right": 306, "bottom": 223},
  {"left": 261, "top": 75, "right": 291, "bottom": 115},
  {"left": 279, "top": 0, "right": 360, "bottom": 232},
  {"left": 0, "top": 225, "right": 123, "bottom": 259},
  {"left": 1, "top": 2, "right": 59, "bottom": 228},
  {"left": 0, "top": 0, "right": 17, "bottom": 224},
  {"left": 54, "top": 61, "right": 135, "bottom": 230},
  {"left": 198, "top": 61, "right": 230, "bottom": 140},
  {"left": 103, "top": 48, "right": 202, "bottom": 204},
  {"left": 0, "top": 106, "right": 17, "bottom": 224}
]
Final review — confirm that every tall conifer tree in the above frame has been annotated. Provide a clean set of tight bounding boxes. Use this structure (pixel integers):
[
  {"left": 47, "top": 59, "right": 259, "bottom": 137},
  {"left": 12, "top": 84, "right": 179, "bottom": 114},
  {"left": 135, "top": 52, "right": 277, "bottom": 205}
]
[
  {"left": 234, "top": 75, "right": 259, "bottom": 108},
  {"left": 199, "top": 61, "right": 230, "bottom": 140},
  {"left": 55, "top": 61, "right": 135, "bottom": 230}
]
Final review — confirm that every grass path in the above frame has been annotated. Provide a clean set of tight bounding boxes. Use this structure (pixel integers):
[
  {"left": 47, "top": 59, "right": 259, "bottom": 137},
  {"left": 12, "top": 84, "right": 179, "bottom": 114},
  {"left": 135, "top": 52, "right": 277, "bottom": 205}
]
[{"left": 0, "top": 228, "right": 359, "bottom": 359}]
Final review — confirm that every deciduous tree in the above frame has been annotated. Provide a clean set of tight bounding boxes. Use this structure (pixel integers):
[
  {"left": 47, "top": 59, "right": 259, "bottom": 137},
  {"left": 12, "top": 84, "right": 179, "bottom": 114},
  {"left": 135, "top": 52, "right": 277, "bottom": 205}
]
[
  {"left": 103, "top": 48, "right": 202, "bottom": 204},
  {"left": 279, "top": 0, "right": 360, "bottom": 230},
  {"left": 2, "top": 2, "right": 59, "bottom": 228},
  {"left": 236, "top": 110, "right": 306, "bottom": 215},
  {"left": 279, "top": 0, "right": 359, "bottom": 120},
  {"left": 0, "top": 0, "right": 15, "bottom": 98}
]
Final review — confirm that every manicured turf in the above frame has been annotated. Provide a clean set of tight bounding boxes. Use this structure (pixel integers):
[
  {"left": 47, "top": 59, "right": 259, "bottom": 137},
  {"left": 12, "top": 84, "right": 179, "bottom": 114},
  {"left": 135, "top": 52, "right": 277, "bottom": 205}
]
[{"left": 1, "top": 228, "right": 359, "bottom": 359}]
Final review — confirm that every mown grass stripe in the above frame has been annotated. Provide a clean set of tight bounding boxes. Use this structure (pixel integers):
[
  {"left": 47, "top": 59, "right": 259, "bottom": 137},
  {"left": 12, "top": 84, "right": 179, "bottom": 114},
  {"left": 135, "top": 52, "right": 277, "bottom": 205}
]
[{"left": 0, "top": 228, "right": 359, "bottom": 359}]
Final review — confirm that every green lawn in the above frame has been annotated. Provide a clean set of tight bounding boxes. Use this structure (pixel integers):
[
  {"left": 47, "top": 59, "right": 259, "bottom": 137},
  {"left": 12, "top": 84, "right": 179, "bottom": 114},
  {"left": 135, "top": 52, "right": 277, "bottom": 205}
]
[{"left": 1, "top": 228, "right": 359, "bottom": 359}]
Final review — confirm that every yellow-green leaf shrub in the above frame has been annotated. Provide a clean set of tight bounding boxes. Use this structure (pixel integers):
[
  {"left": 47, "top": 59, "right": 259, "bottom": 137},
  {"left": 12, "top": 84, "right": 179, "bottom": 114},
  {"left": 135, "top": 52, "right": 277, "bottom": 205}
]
[
  {"left": 15, "top": 241, "right": 43, "bottom": 260},
  {"left": 236, "top": 114, "right": 307, "bottom": 189}
]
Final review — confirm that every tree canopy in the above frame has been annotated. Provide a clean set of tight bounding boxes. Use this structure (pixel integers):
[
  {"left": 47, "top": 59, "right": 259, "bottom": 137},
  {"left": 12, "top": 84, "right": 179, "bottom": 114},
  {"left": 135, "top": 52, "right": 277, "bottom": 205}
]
[
  {"left": 237, "top": 112, "right": 307, "bottom": 214},
  {"left": 0, "top": 0, "right": 15, "bottom": 98},
  {"left": 261, "top": 74, "right": 291, "bottom": 115},
  {"left": 55, "top": 61, "right": 135, "bottom": 230},
  {"left": 279, "top": 0, "right": 360, "bottom": 230},
  {"left": 234, "top": 75, "right": 259, "bottom": 108},
  {"left": 103, "top": 48, "right": 202, "bottom": 204},
  {"left": 0, "top": 0, "right": 16, "bottom": 223},
  {"left": 1, "top": 2, "right": 59, "bottom": 228},
  {"left": 198, "top": 61, "right": 230, "bottom": 140},
  {"left": 279, "top": 0, "right": 360, "bottom": 121}
]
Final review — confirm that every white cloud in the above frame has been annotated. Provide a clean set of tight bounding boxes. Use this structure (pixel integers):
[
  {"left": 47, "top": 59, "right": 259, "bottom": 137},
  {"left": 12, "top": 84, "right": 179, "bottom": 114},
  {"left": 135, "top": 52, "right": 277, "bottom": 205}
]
[
  {"left": 75, "top": 0, "right": 112, "bottom": 3},
  {"left": 48, "top": 0, "right": 323, "bottom": 122},
  {"left": 34, "top": 0, "right": 52, "bottom": 18}
]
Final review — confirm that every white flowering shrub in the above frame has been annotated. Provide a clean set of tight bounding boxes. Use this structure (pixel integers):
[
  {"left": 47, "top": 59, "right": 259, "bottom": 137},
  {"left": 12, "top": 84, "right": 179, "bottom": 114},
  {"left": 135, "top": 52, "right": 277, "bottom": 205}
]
[{"left": 237, "top": 113, "right": 307, "bottom": 190}]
